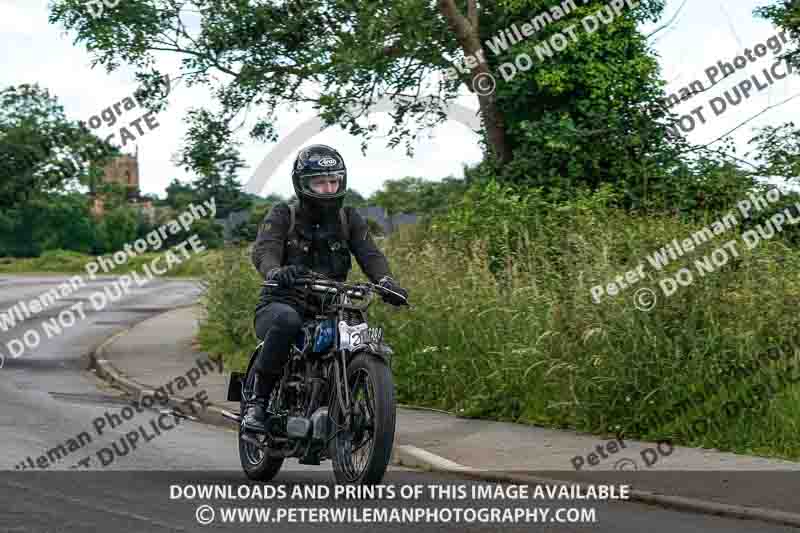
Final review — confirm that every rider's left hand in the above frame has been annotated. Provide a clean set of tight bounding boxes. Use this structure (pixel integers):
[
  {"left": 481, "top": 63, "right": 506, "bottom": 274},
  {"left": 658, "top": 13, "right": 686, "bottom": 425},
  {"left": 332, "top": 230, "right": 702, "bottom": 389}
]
[{"left": 378, "top": 276, "right": 408, "bottom": 306}]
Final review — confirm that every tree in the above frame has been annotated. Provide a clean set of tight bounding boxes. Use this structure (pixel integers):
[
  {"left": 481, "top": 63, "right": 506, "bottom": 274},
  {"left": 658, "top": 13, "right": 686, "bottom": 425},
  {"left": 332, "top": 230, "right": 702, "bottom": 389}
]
[
  {"left": 263, "top": 193, "right": 286, "bottom": 205},
  {"left": 370, "top": 177, "right": 427, "bottom": 216},
  {"left": 748, "top": 122, "right": 800, "bottom": 183},
  {"left": 464, "top": 0, "right": 692, "bottom": 211},
  {"left": 417, "top": 176, "right": 468, "bottom": 214},
  {"left": 164, "top": 178, "right": 196, "bottom": 210},
  {"left": 0, "top": 83, "right": 117, "bottom": 209},
  {"left": 242, "top": 191, "right": 284, "bottom": 206},
  {"left": 369, "top": 176, "right": 467, "bottom": 215},
  {"left": 0, "top": 192, "right": 98, "bottom": 257},
  {"left": 178, "top": 109, "right": 252, "bottom": 218},
  {"left": 47, "top": 0, "right": 668, "bottom": 185},
  {"left": 95, "top": 205, "right": 139, "bottom": 254},
  {"left": 344, "top": 189, "right": 369, "bottom": 208},
  {"left": 232, "top": 197, "right": 285, "bottom": 242}
]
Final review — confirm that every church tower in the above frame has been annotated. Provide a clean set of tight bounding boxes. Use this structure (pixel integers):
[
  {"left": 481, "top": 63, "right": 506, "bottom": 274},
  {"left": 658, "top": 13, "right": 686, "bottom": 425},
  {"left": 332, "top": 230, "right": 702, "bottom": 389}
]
[
  {"left": 101, "top": 146, "right": 140, "bottom": 200},
  {"left": 89, "top": 148, "right": 142, "bottom": 217}
]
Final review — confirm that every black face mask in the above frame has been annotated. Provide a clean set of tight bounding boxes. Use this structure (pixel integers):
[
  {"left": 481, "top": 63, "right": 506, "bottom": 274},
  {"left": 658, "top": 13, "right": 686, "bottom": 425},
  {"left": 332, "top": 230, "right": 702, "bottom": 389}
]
[{"left": 299, "top": 195, "right": 343, "bottom": 223}]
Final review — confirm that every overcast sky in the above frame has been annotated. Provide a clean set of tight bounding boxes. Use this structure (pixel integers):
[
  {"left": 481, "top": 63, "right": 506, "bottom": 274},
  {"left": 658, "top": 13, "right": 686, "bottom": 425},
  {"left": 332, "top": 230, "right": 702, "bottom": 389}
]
[{"left": 2, "top": 0, "right": 798, "bottom": 199}]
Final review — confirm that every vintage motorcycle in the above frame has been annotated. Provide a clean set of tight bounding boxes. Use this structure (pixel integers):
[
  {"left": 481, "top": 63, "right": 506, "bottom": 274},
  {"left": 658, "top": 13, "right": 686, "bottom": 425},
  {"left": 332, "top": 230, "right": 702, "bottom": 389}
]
[{"left": 224, "top": 276, "right": 408, "bottom": 485}]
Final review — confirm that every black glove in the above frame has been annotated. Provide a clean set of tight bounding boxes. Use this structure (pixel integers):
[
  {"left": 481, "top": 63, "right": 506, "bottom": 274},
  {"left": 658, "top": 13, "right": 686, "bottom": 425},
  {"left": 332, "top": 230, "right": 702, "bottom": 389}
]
[
  {"left": 378, "top": 276, "right": 408, "bottom": 306},
  {"left": 267, "top": 265, "right": 310, "bottom": 288}
]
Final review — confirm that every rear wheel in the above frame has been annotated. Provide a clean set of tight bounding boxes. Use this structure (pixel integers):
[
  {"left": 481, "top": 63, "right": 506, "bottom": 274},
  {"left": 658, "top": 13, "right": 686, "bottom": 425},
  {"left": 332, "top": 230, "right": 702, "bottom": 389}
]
[
  {"left": 329, "top": 353, "right": 396, "bottom": 485},
  {"left": 238, "top": 369, "right": 284, "bottom": 481}
]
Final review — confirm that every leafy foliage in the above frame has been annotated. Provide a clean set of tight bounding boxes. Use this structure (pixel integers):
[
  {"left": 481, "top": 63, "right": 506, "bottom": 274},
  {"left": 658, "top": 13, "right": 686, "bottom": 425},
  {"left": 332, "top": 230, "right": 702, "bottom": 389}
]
[
  {"left": 0, "top": 84, "right": 117, "bottom": 209},
  {"left": 369, "top": 176, "right": 468, "bottom": 216},
  {"left": 46, "top": 0, "right": 682, "bottom": 199}
]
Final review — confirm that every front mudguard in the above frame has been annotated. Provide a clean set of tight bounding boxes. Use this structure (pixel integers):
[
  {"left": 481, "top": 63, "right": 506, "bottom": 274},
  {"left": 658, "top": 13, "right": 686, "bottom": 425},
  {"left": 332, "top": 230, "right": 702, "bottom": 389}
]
[{"left": 350, "top": 342, "right": 394, "bottom": 368}]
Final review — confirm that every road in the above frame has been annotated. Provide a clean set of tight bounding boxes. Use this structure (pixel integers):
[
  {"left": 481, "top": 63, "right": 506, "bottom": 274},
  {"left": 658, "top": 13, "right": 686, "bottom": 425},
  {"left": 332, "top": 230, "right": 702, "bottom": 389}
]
[{"left": 0, "top": 275, "right": 793, "bottom": 532}]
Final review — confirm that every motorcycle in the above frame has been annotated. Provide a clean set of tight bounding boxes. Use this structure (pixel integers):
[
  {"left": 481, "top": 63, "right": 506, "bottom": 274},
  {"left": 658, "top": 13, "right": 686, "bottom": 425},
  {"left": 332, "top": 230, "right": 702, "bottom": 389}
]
[{"left": 224, "top": 275, "right": 408, "bottom": 485}]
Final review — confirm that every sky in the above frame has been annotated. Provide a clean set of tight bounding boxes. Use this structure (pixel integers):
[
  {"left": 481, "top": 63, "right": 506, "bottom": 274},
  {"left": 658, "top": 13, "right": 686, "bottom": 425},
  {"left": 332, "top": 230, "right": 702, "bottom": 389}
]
[{"left": 1, "top": 0, "right": 798, "bottom": 199}]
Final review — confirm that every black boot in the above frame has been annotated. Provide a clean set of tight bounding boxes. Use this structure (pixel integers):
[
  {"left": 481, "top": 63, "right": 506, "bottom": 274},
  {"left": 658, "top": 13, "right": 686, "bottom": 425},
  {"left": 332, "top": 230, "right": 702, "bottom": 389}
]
[{"left": 242, "top": 372, "right": 278, "bottom": 433}]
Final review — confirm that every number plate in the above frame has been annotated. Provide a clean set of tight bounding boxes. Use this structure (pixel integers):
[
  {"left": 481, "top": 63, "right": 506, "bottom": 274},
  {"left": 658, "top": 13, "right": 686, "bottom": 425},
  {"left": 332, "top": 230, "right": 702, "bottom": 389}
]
[
  {"left": 338, "top": 323, "right": 383, "bottom": 350},
  {"left": 362, "top": 327, "right": 383, "bottom": 345}
]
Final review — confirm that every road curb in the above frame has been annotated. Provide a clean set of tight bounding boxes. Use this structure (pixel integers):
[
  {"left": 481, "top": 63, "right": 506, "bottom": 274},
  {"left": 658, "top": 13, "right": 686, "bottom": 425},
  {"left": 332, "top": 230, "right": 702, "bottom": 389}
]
[
  {"left": 391, "top": 444, "right": 800, "bottom": 529},
  {"left": 89, "top": 312, "right": 800, "bottom": 529},
  {"left": 89, "top": 306, "right": 237, "bottom": 431}
]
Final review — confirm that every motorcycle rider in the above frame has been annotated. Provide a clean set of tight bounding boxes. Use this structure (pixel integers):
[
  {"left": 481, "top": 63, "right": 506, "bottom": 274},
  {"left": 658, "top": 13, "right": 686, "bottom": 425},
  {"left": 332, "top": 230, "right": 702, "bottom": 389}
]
[{"left": 244, "top": 144, "right": 409, "bottom": 432}]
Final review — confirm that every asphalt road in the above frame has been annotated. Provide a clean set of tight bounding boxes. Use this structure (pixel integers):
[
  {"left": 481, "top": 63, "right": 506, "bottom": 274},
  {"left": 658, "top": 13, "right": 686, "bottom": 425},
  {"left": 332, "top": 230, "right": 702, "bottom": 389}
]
[{"left": 0, "top": 275, "right": 794, "bottom": 532}]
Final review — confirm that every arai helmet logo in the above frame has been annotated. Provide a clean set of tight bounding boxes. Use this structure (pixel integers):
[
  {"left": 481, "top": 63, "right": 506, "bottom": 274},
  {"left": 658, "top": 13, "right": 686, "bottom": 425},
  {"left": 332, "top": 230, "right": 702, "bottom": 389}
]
[{"left": 318, "top": 157, "right": 338, "bottom": 167}]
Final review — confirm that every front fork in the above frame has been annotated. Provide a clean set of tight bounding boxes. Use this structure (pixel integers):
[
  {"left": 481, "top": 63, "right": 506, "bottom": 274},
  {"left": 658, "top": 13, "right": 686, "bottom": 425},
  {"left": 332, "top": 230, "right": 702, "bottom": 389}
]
[{"left": 332, "top": 349, "right": 353, "bottom": 430}]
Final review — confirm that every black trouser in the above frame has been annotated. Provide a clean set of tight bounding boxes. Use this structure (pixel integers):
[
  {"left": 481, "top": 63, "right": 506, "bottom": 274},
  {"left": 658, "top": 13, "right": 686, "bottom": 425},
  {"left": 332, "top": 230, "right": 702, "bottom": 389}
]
[{"left": 252, "top": 302, "right": 304, "bottom": 384}]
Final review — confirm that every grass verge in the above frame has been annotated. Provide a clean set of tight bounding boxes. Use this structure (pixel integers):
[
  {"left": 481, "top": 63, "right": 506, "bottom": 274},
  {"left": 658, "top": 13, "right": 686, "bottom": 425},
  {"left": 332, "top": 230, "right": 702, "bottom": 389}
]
[{"left": 197, "top": 187, "right": 800, "bottom": 461}]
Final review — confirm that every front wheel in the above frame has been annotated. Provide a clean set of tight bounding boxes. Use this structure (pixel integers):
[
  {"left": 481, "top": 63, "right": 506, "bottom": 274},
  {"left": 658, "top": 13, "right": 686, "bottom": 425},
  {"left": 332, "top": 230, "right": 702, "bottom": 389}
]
[{"left": 329, "top": 353, "right": 396, "bottom": 485}]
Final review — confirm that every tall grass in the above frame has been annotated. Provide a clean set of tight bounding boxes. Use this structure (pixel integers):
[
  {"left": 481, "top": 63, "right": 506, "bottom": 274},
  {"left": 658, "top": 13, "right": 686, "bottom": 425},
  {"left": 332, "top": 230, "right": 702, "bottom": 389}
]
[
  {"left": 198, "top": 182, "right": 800, "bottom": 460},
  {"left": 196, "top": 246, "right": 263, "bottom": 371}
]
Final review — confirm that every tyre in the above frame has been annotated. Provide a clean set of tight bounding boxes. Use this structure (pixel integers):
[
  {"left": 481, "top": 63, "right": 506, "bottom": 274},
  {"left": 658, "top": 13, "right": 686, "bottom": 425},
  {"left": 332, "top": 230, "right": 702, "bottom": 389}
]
[
  {"left": 329, "top": 353, "right": 396, "bottom": 485},
  {"left": 238, "top": 368, "right": 284, "bottom": 481}
]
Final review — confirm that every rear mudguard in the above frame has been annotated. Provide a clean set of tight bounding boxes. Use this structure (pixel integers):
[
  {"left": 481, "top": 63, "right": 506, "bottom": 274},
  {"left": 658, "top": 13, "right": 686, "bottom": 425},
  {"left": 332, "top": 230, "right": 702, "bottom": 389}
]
[
  {"left": 227, "top": 343, "right": 263, "bottom": 402},
  {"left": 226, "top": 372, "right": 245, "bottom": 402}
]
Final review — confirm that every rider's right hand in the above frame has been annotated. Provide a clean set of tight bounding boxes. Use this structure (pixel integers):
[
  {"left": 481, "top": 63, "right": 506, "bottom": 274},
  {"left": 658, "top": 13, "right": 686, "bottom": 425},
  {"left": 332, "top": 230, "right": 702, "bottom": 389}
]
[
  {"left": 378, "top": 276, "right": 409, "bottom": 306},
  {"left": 266, "top": 265, "right": 310, "bottom": 288}
]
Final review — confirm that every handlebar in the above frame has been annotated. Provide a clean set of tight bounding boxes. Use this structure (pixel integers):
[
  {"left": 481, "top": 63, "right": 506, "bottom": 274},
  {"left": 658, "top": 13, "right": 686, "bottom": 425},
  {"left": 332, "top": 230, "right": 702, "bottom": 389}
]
[{"left": 262, "top": 276, "right": 409, "bottom": 306}]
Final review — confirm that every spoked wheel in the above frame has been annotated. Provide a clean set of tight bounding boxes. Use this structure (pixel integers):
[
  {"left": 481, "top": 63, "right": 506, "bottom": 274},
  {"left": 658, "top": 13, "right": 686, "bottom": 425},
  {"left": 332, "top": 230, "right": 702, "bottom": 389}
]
[
  {"left": 329, "top": 354, "right": 396, "bottom": 485},
  {"left": 238, "top": 371, "right": 284, "bottom": 481}
]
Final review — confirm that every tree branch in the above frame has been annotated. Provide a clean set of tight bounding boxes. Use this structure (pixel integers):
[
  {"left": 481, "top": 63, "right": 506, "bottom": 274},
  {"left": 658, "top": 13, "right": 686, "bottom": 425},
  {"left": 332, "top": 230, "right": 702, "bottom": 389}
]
[
  {"left": 646, "top": 0, "right": 688, "bottom": 41},
  {"left": 681, "top": 90, "right": 800, "bottom": 155},
  {"left": 467, "top": 0, "right": 479, "bottom": 33},
  {"left": 438, "top": 0, "right": 480, "bottom": 55}
]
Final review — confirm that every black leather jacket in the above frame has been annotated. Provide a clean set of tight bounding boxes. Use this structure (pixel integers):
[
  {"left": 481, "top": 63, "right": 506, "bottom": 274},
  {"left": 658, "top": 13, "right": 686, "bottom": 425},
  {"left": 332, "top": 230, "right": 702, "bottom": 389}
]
[{"left": 251, "top": 202, "right": 392, "bottom": 316}]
